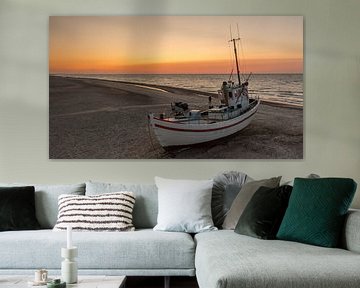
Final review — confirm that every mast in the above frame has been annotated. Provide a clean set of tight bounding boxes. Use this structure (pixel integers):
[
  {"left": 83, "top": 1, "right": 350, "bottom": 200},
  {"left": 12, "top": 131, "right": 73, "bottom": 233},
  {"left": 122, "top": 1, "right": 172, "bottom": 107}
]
[{"left": 229, "top": 37, "right": 241, "bottom": 86}]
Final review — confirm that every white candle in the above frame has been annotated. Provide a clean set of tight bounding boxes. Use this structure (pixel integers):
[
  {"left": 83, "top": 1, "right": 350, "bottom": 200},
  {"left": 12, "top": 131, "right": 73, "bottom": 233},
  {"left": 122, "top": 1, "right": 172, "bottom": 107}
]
[{"left": 67, "top": 225, "right": 72, "bottom": 249}]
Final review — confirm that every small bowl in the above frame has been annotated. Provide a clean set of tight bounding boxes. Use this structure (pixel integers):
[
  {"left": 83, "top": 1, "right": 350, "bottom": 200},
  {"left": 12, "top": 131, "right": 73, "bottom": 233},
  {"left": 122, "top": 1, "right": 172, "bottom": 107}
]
[{"left": 47, "top": 279, "right": 66, "bottom": 288}]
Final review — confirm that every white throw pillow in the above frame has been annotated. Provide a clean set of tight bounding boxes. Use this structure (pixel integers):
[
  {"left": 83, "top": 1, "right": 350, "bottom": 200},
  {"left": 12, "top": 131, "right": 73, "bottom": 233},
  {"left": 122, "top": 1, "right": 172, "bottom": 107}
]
[
  {"left": 53, "top": 192, "right": 135, "bottom": 232},
  {"left": 153, "top": 177, "right": 217, "bottom": 233}
]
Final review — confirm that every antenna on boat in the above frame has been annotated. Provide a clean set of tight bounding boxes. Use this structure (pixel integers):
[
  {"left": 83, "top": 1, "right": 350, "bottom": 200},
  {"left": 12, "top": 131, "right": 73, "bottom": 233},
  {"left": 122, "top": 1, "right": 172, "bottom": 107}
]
[
  {"left": 229, "top": 25, "right": 241, "bottom": 86},
  {"left": 237, "top": 24, "right": 246, "bottom": 83}
]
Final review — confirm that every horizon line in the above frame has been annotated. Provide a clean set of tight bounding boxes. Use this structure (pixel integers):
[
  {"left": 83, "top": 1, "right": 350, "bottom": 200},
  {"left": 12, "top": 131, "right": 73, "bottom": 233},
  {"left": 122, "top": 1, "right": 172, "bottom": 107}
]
[{"left": 50, "top": 72, "right": 303, "bottom": 75}]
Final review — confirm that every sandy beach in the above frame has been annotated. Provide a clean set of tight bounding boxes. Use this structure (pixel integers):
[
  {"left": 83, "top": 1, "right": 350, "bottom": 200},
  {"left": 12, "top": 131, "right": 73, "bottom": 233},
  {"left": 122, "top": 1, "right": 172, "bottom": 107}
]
[{"left": 49, "top": 76, "right": 303, "bottom": 159}]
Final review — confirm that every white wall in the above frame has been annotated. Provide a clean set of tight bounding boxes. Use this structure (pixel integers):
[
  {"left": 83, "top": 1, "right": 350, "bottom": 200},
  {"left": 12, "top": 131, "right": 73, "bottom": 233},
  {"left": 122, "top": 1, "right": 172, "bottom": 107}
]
[{"left": 0, "top": 0, "right": 359, "bottom": 207}]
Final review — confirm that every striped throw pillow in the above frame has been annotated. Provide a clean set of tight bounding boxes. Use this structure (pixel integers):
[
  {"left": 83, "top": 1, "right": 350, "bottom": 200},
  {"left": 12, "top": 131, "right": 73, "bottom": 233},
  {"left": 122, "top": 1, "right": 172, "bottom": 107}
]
[{"left": 53, "top": 192, "right": 136, "bottom": 231}]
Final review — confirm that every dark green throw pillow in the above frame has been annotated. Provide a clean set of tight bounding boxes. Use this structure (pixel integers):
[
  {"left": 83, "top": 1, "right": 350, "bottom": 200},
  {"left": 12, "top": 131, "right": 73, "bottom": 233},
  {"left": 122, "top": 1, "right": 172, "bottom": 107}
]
[
  {"left": 0, "top": 186, "right": 41, "bottom": 231},
  {"left": 234, "top": 185, "right": 292, "bottom": 239},
  {"left": 276, "top": 178, "right": 357, "bottom": 247}
]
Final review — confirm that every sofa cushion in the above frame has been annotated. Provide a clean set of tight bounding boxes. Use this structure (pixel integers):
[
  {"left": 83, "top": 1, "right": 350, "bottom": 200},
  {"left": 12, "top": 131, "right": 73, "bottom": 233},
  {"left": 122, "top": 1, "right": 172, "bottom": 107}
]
[
  {"left": 0, "top": 186, "right": 40, "bottom": 231},
  {"left": 342, "top": 209, "right": 360, "bottom": 253},
  {"left": 212, "top": 171, "right": 250, "bottom": 228},
  {"left": 195, "top": 230, "right": 360, "bottom": 288},
  {"left": 0, "top": 229, "right": 195, "bottom": 272},
  {"left": 86, "top": 181, "right": 157, "bottom": 229},
  {"left": 234, "top": 185, "right": 292, "bottom": 239},
  {"left": 222, "top": 176, "right": 281, "bottom": 229},
  {"left": 53, "top": 192, "right": 136, "bottom": 232},
  {"left": 0, "top": 183, "right": 85, "bottom": 229},
  {"left": 277, "top": 178, "right": 357, "bottom": 247},
  {"left": 153, "top": 177, "right": 216, "bottom": 233}
]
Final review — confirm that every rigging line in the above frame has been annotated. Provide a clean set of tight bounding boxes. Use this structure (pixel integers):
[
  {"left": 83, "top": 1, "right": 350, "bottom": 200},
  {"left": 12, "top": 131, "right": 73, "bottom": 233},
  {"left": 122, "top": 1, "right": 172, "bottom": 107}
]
[
  {"left": 228, "top": 42, "right": 235, "bottom": 80},
  {"left": 239, "top": 38, "right": 247, "bottom": 82}
]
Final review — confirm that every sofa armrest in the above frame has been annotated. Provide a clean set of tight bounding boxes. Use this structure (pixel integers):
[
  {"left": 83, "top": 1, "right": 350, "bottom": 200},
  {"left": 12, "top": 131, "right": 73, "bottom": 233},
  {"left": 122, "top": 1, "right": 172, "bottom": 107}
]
[{"left": 342, "top": 209, "right": 360, "bottom": 253}]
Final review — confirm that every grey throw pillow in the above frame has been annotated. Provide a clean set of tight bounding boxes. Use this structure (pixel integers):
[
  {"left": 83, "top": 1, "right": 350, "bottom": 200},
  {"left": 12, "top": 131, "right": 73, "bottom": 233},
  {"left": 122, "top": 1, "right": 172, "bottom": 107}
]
[
  {"left": 153, "top": 177, "right": 217, "bottom": 233},
  {"left": 212, "top": 171, "right": 251, "bottom": 228},
  {"left": 222, "top": 176, "right": 281, "bottom": 230}
]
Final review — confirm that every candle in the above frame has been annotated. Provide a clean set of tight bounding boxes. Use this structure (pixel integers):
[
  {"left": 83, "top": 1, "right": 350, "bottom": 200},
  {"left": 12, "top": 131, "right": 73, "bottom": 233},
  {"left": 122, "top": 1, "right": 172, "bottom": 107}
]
[{"left": 67, "top": 225, "right": 72, "bottom": 249}]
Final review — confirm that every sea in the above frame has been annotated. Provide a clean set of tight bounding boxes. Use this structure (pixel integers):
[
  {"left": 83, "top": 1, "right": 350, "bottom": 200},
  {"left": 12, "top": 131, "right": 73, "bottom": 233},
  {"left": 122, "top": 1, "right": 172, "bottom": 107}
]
[{"left": 65, "top": 73, "right": 303, "bottom": 107}]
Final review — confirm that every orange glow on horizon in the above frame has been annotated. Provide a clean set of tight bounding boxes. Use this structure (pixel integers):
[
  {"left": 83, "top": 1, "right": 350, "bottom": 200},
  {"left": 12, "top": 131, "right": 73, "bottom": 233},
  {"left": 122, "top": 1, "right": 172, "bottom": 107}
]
[
  {"left": 50, "top": 58, "right": 303, "bottom": 74},
  {"left": 49, "top": 16, "right": 303, "bottom": 74}
]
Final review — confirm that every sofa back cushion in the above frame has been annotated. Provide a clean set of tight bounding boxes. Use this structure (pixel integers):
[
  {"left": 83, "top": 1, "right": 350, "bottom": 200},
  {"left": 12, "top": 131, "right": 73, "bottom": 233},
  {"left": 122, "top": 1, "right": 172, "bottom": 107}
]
[
  {"left": 86, "top": 181, "right": 158, "bottom": 229},
  {"left": 0, "top": 183, "right": 85, "bottom": 229}
]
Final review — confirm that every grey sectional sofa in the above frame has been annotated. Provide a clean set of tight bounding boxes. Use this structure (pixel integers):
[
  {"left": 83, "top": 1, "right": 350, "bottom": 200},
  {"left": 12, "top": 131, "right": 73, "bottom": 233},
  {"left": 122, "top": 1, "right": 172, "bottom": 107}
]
[
  {"left": 0, "top": 181, "right": 360, "bottom": 288},
  {"left": 195, "top": 213, "right": 360, "bottom": 288}
]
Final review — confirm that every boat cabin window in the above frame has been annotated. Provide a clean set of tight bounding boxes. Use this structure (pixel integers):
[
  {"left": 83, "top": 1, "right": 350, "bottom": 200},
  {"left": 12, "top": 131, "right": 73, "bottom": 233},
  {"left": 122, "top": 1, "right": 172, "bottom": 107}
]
[{"left": 229, "top": 92, "right": 233, "bottom": 98}]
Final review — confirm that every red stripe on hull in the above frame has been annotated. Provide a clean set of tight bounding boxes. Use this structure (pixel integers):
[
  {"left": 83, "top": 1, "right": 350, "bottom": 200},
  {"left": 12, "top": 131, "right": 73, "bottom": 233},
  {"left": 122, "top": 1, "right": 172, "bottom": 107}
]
[{"left": 154, "top": 109, "right": 257, "bottom": 133}]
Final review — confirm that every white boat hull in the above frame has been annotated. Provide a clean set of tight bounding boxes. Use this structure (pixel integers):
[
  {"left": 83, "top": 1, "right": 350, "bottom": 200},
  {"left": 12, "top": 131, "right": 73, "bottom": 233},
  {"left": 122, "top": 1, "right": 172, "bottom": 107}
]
[{"left": 149, "top": 100, "right": 260, "bottom": 147}]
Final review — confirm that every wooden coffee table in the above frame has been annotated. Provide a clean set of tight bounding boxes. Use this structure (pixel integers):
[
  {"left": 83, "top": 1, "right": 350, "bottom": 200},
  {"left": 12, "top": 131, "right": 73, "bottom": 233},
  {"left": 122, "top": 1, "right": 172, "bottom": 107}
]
[{"left": 0, "top": 275, "right": 126, "bottom": 288}]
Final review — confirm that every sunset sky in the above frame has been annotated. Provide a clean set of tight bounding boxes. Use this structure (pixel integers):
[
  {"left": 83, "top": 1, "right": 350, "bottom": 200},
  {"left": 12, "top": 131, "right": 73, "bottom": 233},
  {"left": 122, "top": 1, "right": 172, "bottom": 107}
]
[{"left": 49, "top": 16, "right": 303, "bottom": 74}]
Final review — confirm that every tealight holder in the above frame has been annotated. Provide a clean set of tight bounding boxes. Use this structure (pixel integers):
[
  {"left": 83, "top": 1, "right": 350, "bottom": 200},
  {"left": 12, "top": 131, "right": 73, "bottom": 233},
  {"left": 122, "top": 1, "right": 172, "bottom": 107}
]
[{"left": 61, "top": 247, "right": 78, "bottom": 284}]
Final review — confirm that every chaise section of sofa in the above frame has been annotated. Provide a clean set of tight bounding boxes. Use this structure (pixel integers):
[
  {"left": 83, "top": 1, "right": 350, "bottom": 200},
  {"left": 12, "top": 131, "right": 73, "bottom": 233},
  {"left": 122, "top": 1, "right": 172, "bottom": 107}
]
[{"left": 194, "top": 210, "right": 360, "bottom": 288}]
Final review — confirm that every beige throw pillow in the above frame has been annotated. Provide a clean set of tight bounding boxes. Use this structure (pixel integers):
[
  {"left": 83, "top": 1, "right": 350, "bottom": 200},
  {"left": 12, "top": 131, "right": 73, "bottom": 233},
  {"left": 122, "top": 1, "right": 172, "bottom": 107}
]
[{"left": 222, "top": 176, "right": 281, "bottom": 230}]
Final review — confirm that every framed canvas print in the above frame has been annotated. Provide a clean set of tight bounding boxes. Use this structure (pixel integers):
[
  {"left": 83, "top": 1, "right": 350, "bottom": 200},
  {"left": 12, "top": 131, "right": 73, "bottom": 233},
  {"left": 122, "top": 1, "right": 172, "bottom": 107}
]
[{"left": 49, "top": 16, "right": 303, "bottom": 159}]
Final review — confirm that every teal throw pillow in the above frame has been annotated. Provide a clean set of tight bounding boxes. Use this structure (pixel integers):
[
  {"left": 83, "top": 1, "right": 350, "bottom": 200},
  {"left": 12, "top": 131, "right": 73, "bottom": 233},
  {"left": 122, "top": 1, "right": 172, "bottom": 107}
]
[{"left": 277, "top": 178, "right": 357, "bottom": 247}]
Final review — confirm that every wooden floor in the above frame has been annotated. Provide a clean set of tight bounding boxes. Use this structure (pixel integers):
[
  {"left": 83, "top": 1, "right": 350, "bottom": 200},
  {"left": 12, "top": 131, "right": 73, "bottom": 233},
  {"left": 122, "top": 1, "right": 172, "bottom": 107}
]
[{"left": 126, "top": 276, "right": 199, "bottom": 288}]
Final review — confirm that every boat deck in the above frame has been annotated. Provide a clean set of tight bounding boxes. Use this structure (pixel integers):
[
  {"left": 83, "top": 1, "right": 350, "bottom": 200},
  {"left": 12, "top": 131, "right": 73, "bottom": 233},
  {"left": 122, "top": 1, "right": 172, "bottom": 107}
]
[{"left": 168, "top": 99, "right": 259, "bottom": 124}]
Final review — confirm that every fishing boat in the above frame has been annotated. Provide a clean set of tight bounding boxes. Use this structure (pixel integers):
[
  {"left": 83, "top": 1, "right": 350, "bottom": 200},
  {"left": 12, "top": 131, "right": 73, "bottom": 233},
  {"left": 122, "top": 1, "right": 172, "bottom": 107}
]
[{"left": 148, "top": 34, "right": 260, "bottom": 147}]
